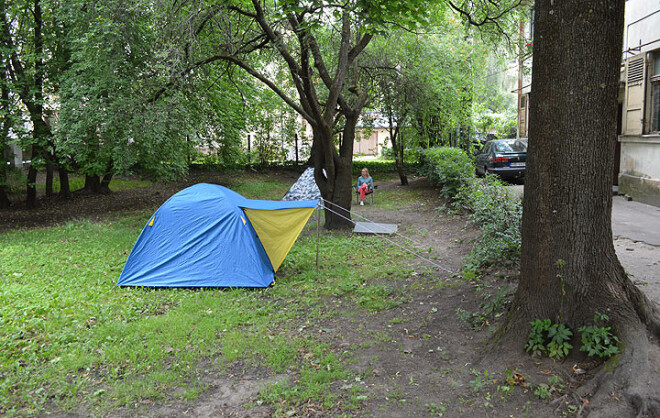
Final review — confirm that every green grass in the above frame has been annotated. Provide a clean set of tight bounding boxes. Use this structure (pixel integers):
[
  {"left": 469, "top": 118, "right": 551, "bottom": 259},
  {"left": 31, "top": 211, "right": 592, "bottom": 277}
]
[
  {"left": 0, "top": 174, "right": 418, "bottom": 416},
  {"left": 223, "top": 176, "right": 292, "bottom": 200},
  {"left": 372, "top": 187, "right": 429, "bottom": 210},
  {"left": 34, "top": 176, "right": 152, "bottom": 193}
]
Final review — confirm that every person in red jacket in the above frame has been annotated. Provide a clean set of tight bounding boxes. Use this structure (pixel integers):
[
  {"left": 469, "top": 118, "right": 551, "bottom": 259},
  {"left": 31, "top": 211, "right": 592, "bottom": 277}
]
[{"left": 357, "top": 167, "right": 373, "bottom": 205}]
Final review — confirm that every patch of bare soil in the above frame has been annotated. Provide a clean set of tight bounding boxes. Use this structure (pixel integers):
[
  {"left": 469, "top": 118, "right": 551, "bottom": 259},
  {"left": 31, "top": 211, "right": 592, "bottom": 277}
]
[{"left": 10, "top": 171, "right": 586, "bottom": 417}]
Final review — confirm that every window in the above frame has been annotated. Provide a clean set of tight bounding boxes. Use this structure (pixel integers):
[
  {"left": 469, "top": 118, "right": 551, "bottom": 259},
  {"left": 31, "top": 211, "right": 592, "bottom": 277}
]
[
  {"left": 520, "top": 95, "right": 526, "bottom": 109},
  {"left": 494, "top": 140, "right": 527, "bottom": 153},
  {"left": 651, "top": 53, "right": 660, "bottom": 133}
]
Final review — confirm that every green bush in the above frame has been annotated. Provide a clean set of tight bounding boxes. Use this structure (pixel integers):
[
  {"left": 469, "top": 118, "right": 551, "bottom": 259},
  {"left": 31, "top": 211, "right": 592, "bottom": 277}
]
[
  {"left": 456, "top": 175, "right": 522, "bottom": 269},
  {"left": 352, "top": 160, "right": 419, "bottom": 177},
  {"left": 418, "top": 147, "right": 475, "bottom": 199},
  {"left": 381, "top": 146, "right": 423, "bottom": 164}
]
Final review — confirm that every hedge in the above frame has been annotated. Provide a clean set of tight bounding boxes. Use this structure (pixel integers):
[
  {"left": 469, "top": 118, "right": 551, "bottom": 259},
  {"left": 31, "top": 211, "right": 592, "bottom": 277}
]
[{"left": 418, "top": 147, "right": 475, "bottom": 199}]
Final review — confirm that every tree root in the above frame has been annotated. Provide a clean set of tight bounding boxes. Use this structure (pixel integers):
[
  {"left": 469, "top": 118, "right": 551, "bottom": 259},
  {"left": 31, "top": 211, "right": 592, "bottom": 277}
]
[
  {"left": 626, "top": 283, "right": 660, "bottom": 337},
  {"left": 577, "top": 324, "right": 660, "bottom": 417}
]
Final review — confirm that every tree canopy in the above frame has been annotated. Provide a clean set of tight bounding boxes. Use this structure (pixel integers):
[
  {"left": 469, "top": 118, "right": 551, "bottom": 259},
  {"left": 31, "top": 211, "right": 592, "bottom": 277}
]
[{"left": 1, "top": 0, "right": 521, "bottom": 226}]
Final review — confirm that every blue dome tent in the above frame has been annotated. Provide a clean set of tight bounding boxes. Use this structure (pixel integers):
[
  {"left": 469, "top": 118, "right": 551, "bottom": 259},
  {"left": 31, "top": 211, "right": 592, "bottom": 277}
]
[{"left": 117, "top": 183, "right": 318, "bottom": 287}]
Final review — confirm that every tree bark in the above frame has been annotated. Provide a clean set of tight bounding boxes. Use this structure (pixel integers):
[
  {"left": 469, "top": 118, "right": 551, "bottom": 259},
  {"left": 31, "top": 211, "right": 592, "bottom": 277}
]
[
  {"left": 388, "top": 114, "right": 408, "bottom": 186},
  {"left": 24, "top": 0, "right": 50, "bottom": 209},
  {"left": 0, "top": 58, "right": 10, "bottom": 209},
  {"left": 0, "top": 184, "right": 8, "bottom": 209},
  {"left": 508, "top": 0, "right": 628, "bottom": 337},
  {"left": 311, "top": 122, "right": 355, "bottom": 230},
  {"left": 58, "top": 165, "right": 70, "bottom": 198},
  {"left": 26, "top": 160, "right": 38, "bottom": 208},
  {"left": 45, "top": 154, "right": 54, "bottom": 196},
  {"left": 100, "top": 172, "right": 113, "bottom": 194},
  {"left": 0, "top": 145, "right": 9, "bottom": 209},
  {"left": 497, "top": 0, "right": 660, "bottom": 414},
  {"left": 84, "top": 174, "right": 100, "bottom": 194}
]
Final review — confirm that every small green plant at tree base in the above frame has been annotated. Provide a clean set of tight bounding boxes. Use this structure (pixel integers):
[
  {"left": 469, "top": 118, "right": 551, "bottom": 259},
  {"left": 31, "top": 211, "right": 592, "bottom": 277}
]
[
  {"left": 455, "top": 284, "right": 512, "bottom": 331},
  {"left": 578, "top": 312, "right": 620, "bottom": 358},
  {"left": 534, "top": 375, "right": 564, "bottom": 400},
  {"left": 497, "top": 368, "right": 523, "bottom": 399},
  {"left": 425, "top": 402, "right": 447, "bottom": 416},
  {"left": 547, "top": 323, "right": 573, "bottom": 359},
  {"left": 525, "top": 319, "right": 572, "bottom": 359},
  {"left": 469, "top": 369, "right": 492, "bottom": 392},
  {"left": 496, "top": 384, "right": 513, "bottom": 398},
  {"left": 533, "top": 384, "right": 552, "bottom": 400},
  {"left": 525, "top": 319, "right": 551, "bottom": 357},
  {"left": 547, "top": 375, "right": 564, "bottom": 391}
]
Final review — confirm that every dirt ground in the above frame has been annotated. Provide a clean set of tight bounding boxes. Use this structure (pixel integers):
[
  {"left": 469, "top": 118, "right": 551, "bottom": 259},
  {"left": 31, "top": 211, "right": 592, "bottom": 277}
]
[{"left": 0, "top": 170, "right": 634, "bottom": 417}]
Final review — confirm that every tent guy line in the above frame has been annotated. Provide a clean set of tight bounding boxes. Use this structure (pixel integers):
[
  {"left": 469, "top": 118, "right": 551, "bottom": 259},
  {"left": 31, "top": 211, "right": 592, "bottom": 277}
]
[{"left": 319, "top": 199, "right": 455, "bottom": 275}]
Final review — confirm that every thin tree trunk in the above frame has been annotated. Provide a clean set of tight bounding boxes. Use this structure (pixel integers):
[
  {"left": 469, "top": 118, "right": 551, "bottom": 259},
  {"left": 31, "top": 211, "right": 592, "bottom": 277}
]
[
  {"left": 389, "top": 119, "right": 407, "bottom": 186},
  {"left": 0, "top": 146, "right": 9, "bottom": 209},
  {"left": 0, "top": 185, "right": 8, "bottom": 209},
  {"left": 45, "top": 154, "right": 53, "bottom": 196},
  {"left": 294, "top": 133, "right": 299, "bottom": 165},
  {"left": 58, "top": 165, "right": 70, "bottom": 198},
  {"left": 26, "top": 161, "right": 38, "bottom": 208},
  {"left": 100, "top": 172, "right": 113, "bottom": 194},
  {"left": 25, "top": 0, "right": 47, "bottom": 209},
  {"left": 0, "top": 63, "right": 10, "bottom": 209}
]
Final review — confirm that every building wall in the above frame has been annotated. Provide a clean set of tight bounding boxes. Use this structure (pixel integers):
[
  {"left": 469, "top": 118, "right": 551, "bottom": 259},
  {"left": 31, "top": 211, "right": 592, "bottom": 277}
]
[
  {"left": 9, "top": 144, "right": 23, "bottom": 167},
  {"left": 377, "top": 129, "right": 390, "bottom": 154},
  {"left": 354, "top": 130, "right": 380, "bottom": 156},
  {"left": 517, "top": 92, "right": 530, "bottom": 138},
  {"left": 619, "top": 136, "right": 660, "bottom": 206},
  {"left": 618, "top": 0, "right": 660, "bottom": 205}
]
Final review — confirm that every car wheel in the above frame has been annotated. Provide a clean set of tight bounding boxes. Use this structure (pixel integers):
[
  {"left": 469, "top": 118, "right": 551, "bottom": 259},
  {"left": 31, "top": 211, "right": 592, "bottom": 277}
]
[{"left": 484, "top": 166, "right": 489, "bottom": 176}]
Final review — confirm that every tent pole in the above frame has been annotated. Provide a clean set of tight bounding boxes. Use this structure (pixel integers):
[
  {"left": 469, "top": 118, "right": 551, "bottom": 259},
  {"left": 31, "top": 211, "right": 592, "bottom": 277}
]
[{"left": 316, "top": 205, "right": 320, "bottom": 272}]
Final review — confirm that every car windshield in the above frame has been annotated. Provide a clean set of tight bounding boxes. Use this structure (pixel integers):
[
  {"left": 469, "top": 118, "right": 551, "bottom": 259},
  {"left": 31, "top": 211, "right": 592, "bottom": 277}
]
[{"left": 493, "top": 140, "right": 527, "bottom": 153}]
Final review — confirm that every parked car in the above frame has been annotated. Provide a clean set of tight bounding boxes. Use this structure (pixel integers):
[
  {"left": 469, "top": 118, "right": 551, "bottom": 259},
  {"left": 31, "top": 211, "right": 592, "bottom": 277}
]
[{"left": 474, "top": 138, "right": 527, "bottom": 179}]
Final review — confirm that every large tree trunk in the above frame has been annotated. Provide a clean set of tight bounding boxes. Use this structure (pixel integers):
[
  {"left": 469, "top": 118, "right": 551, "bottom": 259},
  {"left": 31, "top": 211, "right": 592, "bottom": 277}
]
[
  {"left": 83, "top": 171, "right": 112, "bottom": 195},
  {"left": 312, "top": 123, "right": 354, "bottom": 230},
  {"left": 496, "top": 0, "right": 660, "bottom": 415}
]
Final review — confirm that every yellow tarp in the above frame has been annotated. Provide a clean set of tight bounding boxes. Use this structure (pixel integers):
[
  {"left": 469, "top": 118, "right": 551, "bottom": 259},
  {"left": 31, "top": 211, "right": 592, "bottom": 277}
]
[{"left": 244, "top": 207, "right": 315, "bottom": 272}]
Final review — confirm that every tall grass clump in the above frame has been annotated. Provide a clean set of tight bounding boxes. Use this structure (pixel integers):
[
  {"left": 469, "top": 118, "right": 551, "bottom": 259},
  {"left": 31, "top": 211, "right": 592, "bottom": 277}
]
[{"left": 418, "top": 147, "right": 475, "bottom": 199}]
